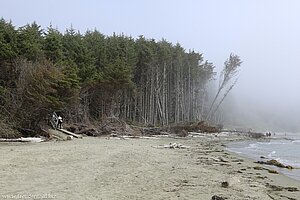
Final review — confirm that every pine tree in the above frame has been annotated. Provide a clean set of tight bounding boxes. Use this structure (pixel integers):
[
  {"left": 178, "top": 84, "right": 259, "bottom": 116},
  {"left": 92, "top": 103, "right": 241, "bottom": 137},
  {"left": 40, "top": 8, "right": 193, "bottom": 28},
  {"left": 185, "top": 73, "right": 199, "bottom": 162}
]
[
  {"left": 43, "top": 25, "right": 64, "bottom": 63},
  {"left": 17, "top": 22, "right": 44, "bottom": 61}
]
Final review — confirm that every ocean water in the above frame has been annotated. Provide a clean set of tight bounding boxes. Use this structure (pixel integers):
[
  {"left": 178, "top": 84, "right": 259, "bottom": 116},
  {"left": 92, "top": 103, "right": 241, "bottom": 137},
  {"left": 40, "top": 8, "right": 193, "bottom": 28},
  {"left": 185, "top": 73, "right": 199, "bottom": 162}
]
[{"left": 227, "top": 132, "right": 300, "bottom": 181}]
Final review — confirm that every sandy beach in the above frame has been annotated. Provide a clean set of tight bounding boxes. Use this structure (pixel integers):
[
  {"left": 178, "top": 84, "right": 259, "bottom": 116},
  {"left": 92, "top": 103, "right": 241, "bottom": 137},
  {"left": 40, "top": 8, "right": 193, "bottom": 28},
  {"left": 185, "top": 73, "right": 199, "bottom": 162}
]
[{"left": 1, "top": 134, "right": 300, "bottom": 200}]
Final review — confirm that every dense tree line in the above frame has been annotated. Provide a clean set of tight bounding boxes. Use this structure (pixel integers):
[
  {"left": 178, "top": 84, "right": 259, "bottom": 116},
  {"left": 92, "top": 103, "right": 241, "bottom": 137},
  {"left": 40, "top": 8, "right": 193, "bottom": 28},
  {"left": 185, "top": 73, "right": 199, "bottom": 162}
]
[{"left": 0, "top": 19, "right": 240, "bottom": 135}]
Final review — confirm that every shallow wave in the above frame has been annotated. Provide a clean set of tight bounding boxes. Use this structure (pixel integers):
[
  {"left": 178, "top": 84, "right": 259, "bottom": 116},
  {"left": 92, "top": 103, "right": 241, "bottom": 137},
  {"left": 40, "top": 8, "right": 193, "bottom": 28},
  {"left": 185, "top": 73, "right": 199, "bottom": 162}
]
[
  {"left": 227, "top": 138, "right": 300, "bottom": 181},
  {"left": 246, "top": 143, "right": 258, "bottom": 149},
  {"left": 267, "top": 150, "right": 276, "bottom": 158},
  {"left": 227, "top": 149, "right": 242, "bottom": 154}
]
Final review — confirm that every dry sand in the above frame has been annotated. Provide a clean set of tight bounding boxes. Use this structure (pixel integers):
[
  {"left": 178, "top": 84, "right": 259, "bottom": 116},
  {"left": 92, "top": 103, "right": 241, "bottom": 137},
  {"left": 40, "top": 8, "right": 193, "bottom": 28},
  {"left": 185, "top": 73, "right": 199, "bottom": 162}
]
[{"left": 1, "top": 134, "right": 300, "bottom": 200}]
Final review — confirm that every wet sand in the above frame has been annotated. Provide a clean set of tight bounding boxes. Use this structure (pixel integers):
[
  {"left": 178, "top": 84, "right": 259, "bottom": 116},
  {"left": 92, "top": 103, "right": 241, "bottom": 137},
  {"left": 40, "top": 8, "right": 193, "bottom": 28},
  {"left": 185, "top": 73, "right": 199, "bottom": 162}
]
[{"left": 1, "top": 135, "right": 300, "bottom": 200}]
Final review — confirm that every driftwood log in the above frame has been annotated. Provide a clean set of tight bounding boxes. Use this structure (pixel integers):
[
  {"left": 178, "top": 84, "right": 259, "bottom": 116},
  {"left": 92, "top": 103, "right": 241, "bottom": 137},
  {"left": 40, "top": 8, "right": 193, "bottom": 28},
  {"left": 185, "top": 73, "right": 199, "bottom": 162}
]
[
  {"left": 58, "top": 128, "right": 83, "bottom": 138},
  {"left": 48, "top": 129, "right": 73, "bottom": 141},
  {"left": 0, "top": 137, "right": 44, "bottom": 142}
]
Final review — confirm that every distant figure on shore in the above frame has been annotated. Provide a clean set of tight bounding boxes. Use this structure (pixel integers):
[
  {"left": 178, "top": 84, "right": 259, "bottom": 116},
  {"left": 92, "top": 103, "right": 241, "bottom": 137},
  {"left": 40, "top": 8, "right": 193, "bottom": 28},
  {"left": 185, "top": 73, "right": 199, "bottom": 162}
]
[
  {"left": 266, "top": 132, "right": 271, "bottom": 137},
  {"left": 57, "top": 116, "right": 63, "bottom": 129}
]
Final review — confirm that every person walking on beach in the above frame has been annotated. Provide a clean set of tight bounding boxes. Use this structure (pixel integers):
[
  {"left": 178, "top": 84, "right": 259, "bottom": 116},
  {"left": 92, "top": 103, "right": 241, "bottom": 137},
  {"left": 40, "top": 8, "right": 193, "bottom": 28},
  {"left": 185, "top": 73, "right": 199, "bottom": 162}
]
[{"left": 57, "top": 115, "right": 63, "bottom": 129}]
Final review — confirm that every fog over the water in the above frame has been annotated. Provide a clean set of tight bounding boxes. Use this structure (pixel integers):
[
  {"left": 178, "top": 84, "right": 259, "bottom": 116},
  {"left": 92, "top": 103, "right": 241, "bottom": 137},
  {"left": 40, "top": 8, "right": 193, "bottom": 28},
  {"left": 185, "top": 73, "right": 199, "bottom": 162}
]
[{"left": 1, "top": 0, "right": 300, "bottom": 132}]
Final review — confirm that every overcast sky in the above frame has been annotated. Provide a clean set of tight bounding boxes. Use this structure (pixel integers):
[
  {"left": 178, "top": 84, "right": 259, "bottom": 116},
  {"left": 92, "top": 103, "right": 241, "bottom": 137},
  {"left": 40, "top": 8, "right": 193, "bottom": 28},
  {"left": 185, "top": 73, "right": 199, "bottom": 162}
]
[{"left": 1, "top": 0, "right": 300, "bottom": 129}]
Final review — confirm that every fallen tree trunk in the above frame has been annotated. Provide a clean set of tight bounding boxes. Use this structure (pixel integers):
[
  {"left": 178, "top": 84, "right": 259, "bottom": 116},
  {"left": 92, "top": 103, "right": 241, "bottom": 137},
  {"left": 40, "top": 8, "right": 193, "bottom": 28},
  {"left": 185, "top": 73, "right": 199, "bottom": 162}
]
[
  {"left": 0, "top": 137, "right": 44, "bottom": 143},
  {"left": 58, "top": 128, "right": 83, "bottom": 138},
  {"left": 74, "top": 128, "right": 99, "bottom": 136},
  {"left": 0, "top": 138, "right": 23, "bottom": 142},
  {"left": 48, "top": 129, "right": 73, "bottom": 141}
]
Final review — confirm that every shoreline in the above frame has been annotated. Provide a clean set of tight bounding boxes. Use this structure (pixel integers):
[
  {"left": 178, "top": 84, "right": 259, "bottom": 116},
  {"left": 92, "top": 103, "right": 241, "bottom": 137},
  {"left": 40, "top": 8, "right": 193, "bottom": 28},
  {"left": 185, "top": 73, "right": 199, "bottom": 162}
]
[
  {"left": 1, "top": 134, "right": 300, "bottom": 199},
  {"left": 226, "top": 135, "right": 300, "bottom": 183},
  {"left": 225, "top": 146, "right": 300, "bottom": 197},
  {"left": 191, "top": 133, "right": 300, "bottom": 199}
]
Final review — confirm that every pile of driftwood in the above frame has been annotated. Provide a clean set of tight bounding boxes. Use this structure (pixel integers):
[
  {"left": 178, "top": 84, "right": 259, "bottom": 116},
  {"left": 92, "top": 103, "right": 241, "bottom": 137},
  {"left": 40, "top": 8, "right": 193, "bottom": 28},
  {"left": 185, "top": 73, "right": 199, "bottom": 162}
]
[
  {"left": 63, "top": 119, "right": 224, "bottom": 138},
  {"left": 65, "top": 123, "right": 99, "bottom": 137},
  {"left": 139, "top": 127, "right": 169, "bottom": 136},
  {"left": 64, "top": 117, "right": 138, "bottom": 137},
  {"left": 170, "top": 121, "right": 221, "bottom": 135},
  {"left": 153, "top": 142, "right": 189, "bottom": 149},
  {"left": 255, "top": 159, "right": 294, "bottom": 169},
  {"left": 131, "top": 121, "right": 221, "bottom": 137}
]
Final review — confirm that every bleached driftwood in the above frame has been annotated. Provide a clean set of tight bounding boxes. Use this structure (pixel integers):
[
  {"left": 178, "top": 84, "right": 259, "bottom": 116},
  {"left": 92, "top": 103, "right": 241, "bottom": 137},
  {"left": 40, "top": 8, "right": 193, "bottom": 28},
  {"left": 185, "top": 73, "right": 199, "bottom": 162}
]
[
  {"left": 0, "top": 137, "right": 44, "bottom": 143},
  {"left": 48, "top": 129, "right": 73, "bottom": 141},
  {"left": 152, "top": 143, "right": 190, "bottom": 149},
  {"left": 58, "top": 128, "right": 83, "bottom": 139}
]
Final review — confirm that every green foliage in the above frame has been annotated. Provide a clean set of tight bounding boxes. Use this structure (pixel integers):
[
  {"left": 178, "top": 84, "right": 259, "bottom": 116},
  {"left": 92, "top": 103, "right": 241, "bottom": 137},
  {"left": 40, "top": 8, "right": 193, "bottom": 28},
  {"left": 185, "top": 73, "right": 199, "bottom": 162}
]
[
  {"left": 0, "top": 117, "right": 21, "bottom": 138},
  {"left": 0, "top": 19, "right": 220, "bottom": 135},
  {"left": 83, "top": 30, "right": 107, "bottom": 69},
  {"left": 62, "top": 27, "right": 97, "bottom": 83},
  {"left": 220, "top": 53, "right": 242, "bottom": 89},
  {"left": 17, "top": 22, "right": 44, "bottom": 61},
  {"left": 57, "top": 62, "right": 81, "bottom": 108},
  {"left": 43, "top": 25, "right": 64, "bottom": 63},
  {"left": 0, "top": 18, "right": 18, "bottom": 60},
  {"left": 207, "top": 53, "right": 242, "bottom": 121},
  {"left": 25, "top": 63, "right": 62, "bottom": 108},
  {"left": 103, "top": 58, "right": 134, "bottom": 90},
  {"left": 14, "top": 60, "right": 65, "bottom": 127}
]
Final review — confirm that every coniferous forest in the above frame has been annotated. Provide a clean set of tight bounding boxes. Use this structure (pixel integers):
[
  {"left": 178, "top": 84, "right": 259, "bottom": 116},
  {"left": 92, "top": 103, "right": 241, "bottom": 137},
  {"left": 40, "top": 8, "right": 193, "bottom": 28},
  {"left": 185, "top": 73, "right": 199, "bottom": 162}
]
[{"left": 0, "top": 19, "right": 241, "bottom": 137}]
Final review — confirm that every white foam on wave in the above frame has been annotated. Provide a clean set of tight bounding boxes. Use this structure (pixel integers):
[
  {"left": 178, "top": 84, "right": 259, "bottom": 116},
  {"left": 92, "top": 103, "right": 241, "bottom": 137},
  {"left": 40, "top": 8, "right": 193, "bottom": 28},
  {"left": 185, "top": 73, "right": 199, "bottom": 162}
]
[
  {"left": 228, "top": 137, "right": 300, "bottom": 181},
  {"left": 246, "top": 143, "right": 258, "bottom": 149},
  {"left": 267, "top": 150, "right": 276, "bottom": 158},
  {"left": 257, "top": 142, "right": 269, "bottom": 145},
  {"left": 292, "top": 140, "right": 300, "bottom": 144},
  {"left": 271, "top": 141, "right": 289, "bottom": 145},
  {"left": 226, "top": 148, "right": 242, "bottom": 154}
]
